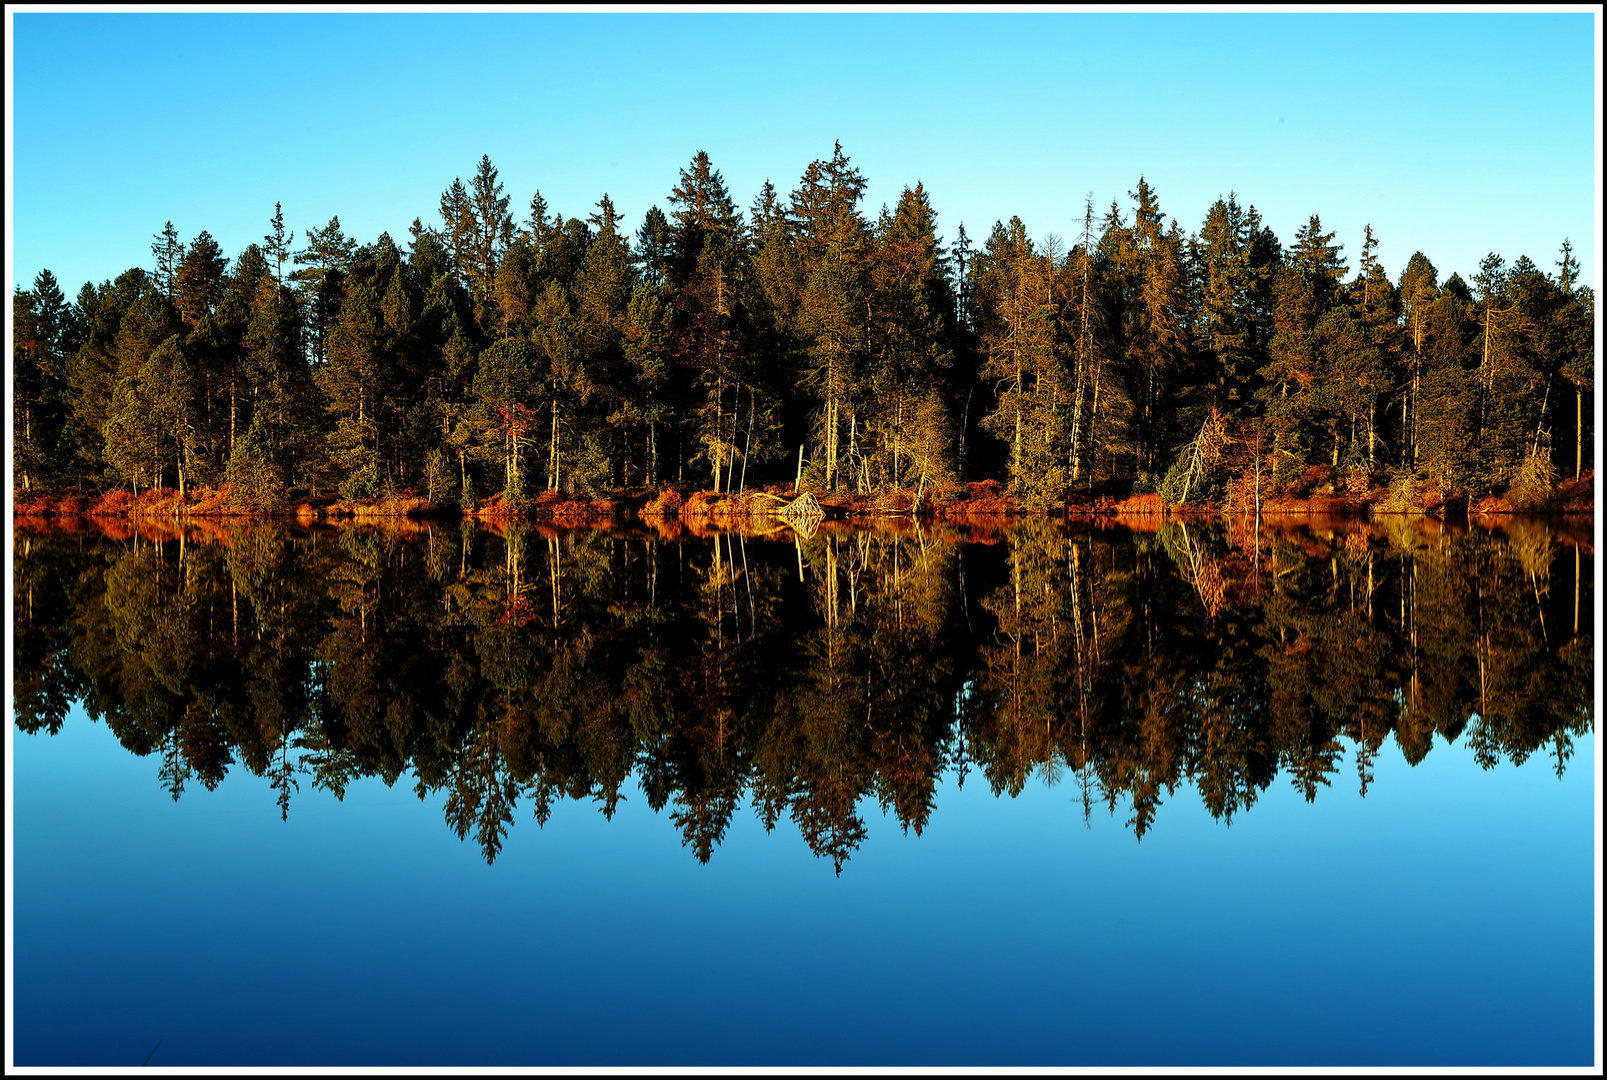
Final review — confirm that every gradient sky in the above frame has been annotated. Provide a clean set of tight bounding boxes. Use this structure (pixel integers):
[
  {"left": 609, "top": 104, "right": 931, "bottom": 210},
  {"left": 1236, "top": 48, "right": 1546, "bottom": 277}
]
[{"left": 7, "top": 10, "right": 1600, "bottom": 302}]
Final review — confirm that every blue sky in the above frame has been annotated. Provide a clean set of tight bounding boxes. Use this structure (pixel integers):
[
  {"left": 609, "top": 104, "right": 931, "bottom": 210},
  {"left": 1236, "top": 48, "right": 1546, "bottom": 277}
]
[{"left": 8, "top": 10, "right": 1599, "bottom": 300}]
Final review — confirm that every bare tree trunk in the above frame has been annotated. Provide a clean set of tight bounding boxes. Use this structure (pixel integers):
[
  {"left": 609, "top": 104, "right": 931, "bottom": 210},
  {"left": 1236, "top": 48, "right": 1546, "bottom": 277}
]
[
  {"left": 958, "top": 384, "right": 972, "bottom": 477},
  {"left": 1013, "top": 356, "right": 1023, "bottom": 478},
  {"left": 1368, "top": 402, "right": 1376, "bottom": 468},
  {"left": 740, "top": 392, "right": 754, "bottom": 493}
]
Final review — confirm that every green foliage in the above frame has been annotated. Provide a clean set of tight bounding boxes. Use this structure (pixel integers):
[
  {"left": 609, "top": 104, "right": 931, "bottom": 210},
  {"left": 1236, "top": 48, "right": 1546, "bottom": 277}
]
[
  {"left": 15, "top": 153, "right": 1593, "bottom": 511},
  {"left": 225, "top": 421, "right": 287, "bottom": 512},
  {"left": 568, "top": 431, "right": 613, "bottom": 498},
  {"left": 1376, "top": 470, "right": 1426, "bottom": 514},
  {"left": 423, "top": 448, "right": 454, "bottom": 506},
  {"left": 1506, "top": 447, "right": 1556, "bottom": 510},
  {"left": 340, "top": 461, "right": 381, "bottom": 502}
]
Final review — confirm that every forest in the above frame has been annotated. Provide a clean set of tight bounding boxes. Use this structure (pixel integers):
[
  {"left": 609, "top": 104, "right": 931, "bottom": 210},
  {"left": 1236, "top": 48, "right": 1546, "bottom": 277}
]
[
  {"left": 11, "top": 145, "right": 1597, "bottom": 515},
  {"left": 12, "top": 516, "right": 1593, "bottom": 870}
]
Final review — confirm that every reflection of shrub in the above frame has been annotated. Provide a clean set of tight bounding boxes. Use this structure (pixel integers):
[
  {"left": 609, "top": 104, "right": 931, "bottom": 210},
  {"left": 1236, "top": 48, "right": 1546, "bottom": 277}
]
[{"left": 1506, "top": 448, "right": 1556, "bottom": 511}]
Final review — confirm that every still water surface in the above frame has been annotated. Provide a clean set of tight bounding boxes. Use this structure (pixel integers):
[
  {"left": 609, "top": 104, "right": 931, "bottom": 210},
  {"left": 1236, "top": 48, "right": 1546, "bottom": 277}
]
[{"left": 11, "top": 515, "right": 1597, "bottom": 1066}]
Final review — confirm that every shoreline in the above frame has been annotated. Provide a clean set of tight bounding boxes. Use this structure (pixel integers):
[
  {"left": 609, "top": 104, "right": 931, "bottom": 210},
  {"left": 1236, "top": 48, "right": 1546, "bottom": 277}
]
[{"left": 12, "top": 476, "right": 1595, "bottom": 528}]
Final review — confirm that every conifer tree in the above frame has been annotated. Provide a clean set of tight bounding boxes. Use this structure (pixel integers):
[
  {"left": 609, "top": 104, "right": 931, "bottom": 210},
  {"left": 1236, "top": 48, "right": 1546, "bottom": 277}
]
[
  {"left": 175, "top": 230, "right": 228, "bottom": 329},
  {"left": 263, "top": 203, "right": 295, "bottom": 287},
  {"left": 667, "top": 151, "right": 747, "bottom": 491},
  {"left": 293, "top": 216, "right": 357, "bottom": 364},
  {"left": 1397, "top": 252, "right": 1439, "bottom": 469},
  {"left": 466, "top": 155, "right": 515, "bottom": 324},
  {"left": 151, "top": 221, "right": 183, "bottom": 301},
  {"left": 863, "top": 183, "right": 957, "bottom": 492}
]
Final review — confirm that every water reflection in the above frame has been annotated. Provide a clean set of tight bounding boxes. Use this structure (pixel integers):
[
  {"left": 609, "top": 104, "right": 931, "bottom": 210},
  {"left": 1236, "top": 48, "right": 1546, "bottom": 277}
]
[{"left": 13, "top": 514, "right": 1593, "bottom": 872}]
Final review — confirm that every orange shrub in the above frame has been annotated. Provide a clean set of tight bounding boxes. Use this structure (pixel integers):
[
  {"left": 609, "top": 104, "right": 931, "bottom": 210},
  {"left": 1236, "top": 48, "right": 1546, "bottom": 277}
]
[
  {"left": 642, "top": 488, "right": 683, "bottom": 517},
  {"left": 90, "top": 489, "right": 134, "bottom": 516}
]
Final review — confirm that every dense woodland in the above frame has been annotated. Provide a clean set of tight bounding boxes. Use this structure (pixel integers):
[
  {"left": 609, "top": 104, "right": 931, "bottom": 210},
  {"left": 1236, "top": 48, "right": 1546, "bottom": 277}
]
[
  {"left": 12, "top": 146, "right": 1597, "bottom": 513},
  {"left": 13, "top": 517, "right": 1592, "bottom": 869}
]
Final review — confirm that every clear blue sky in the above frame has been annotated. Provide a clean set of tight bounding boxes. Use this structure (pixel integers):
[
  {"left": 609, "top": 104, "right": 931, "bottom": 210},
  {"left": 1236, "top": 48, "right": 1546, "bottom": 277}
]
[{"left": 8, "top": 10, "right": 1599, "bottom": 300}]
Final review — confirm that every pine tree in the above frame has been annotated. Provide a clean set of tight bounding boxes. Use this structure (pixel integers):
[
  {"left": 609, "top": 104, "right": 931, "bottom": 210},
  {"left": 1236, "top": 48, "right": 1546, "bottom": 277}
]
[
  {"left": 1397, "top": 251, "right": 1439, "bottom": 470},
  {"left": 471, "top": 338, "right": 539, "bottom": 500},
  {"left": 1553, "top": 240, "right": 1592, "bottom": 478},
  {"left": 862, "top": 184, "right": 957, "bottom": 493},
  {"left": 620, "top": 284, "right": 674, "bottom": 485},
  {"left": 151, "top": 221, "right": 183, "bottom": 301},
  {"left": 529, "top": 280, "right": 590, "bottom": 492},
  {"left": 293, "top": 215, "right": 357, "bottom": 364},
  {"left": 667, "top": 151, "right": 747, "bottom": 491},
  {"left": 263, "top": 203, "right": 295, "bottom": 288},
  {"left": 439, "top": 177, "right": 472, "bottom": 286},
  {"left": 13, "top": 270, "right": 79, "bottom": 495},
  {"left": 467, "top": 155, "right": 515, "bottom": 324},
  {"left": 973, "top": 217, "right": 1067, "bottom": 504},
  {"left": 65, "top": 268, "right": 151, "bottom": 484},
  {"left": 319, "top": 279, "right": 389, "bottom": 499},
  {"left": 174, "top": 230, "right": 228, "bottom": 329}
]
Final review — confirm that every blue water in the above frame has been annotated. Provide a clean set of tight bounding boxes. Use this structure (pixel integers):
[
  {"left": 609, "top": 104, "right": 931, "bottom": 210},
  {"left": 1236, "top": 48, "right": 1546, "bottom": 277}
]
[{"left": 12, "top": 704, "right": 1596, "bottom": 1067}]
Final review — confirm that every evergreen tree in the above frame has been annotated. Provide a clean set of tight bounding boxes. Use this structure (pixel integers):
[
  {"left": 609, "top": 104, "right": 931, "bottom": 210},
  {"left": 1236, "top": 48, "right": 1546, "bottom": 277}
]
[
  {"left": 293, "top": 215, "right": 357, "bottom": 364},
  {"left": 863, "top": 183, "right": 957, "bottom": 493},
  {"left": 263, "top": 202, "right": 295, "bottom": 287},
  {"left": 174, "top": 230, "right": 228, "bottom": 329},
  {"left": 667, "top": 151, "right": 748, "bottom": 491},
  {"left": 151, "top": 221, "right": 183, "bottom": 301},
  {"left": 1397, "top": 251, "right": 1439, "bottom": 470},
  {"left": 466, "top": 155, "right": 516, "bottom": 325},
  {"left": 13, "top": 270, "right": 78, "bottom": 495}
]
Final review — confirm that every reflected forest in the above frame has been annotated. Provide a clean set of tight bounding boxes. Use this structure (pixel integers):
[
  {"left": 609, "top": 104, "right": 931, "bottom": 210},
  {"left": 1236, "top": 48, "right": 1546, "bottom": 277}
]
[{"left": 15, "top": 516, "right": 1593, "bottom": 872}]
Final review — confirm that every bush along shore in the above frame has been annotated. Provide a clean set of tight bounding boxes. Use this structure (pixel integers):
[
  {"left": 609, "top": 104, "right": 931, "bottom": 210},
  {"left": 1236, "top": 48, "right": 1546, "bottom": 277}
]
[{"left": 13, "top": 467, "right": 1593, "bottom": 527}]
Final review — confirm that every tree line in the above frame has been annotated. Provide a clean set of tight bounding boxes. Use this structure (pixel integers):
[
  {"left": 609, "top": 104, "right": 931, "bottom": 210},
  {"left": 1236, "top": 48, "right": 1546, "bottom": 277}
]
[
  {"left": 12, "top": 145, "right": 1596, "bottom": 512},
  {"left": 14, "top": 517, "right": 1592, "bottom": 869}
]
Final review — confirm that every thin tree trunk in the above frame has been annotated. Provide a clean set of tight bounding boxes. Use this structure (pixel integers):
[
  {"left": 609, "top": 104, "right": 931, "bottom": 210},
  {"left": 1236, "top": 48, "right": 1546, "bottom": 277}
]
[
  {"left": 1368, "top": 402, "right": 1376, "bottom": 468},
  {"left": 740, "top": 392, "right": 754, "bottom": 493},
  {"left": 958, "top": 384, "right": 972, "bottom": 477}
]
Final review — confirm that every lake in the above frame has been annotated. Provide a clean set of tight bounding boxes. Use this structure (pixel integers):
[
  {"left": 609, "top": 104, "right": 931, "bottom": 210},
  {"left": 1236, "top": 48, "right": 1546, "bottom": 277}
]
[{"left": 10, "top": 513, "right": 1597, "bottom": 1067}]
